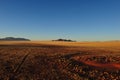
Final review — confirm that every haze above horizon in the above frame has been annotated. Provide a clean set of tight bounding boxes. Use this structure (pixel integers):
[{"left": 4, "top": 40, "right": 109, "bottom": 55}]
[{"left": 0, "top": 0, "right": 120, "bottom": 41}]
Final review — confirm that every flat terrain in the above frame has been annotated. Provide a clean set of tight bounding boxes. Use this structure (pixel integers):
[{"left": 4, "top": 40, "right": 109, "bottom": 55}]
[{"left": 0, "top": 41, "right": 120, "bottom": 80}]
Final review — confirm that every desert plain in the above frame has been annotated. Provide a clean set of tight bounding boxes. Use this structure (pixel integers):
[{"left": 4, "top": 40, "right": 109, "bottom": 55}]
[{"left": 0, "top": 41, "right": 120, "bottom": 80}]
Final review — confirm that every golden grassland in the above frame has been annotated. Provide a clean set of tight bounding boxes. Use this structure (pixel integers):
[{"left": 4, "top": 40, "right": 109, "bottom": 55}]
[
  {"left": 29, "top": 41, "right": 120, "bottom": 47},
  {"left": 0, "top": 41, "right": 120, "bottom": 80},
  {"left": 1, "top": 40, "right": 120, "bottom": 47},
  {"left": 1, "top": 41, "right": 120, "bottom": 53}
]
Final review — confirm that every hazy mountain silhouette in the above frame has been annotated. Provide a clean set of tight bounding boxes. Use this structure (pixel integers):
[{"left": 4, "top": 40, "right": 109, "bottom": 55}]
[{"left": 0, "top": 37, "right": 30, "bottom": 41}]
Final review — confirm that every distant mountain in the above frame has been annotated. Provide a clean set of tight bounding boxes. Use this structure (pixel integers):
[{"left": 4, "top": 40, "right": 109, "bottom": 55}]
[{"left": 0, "top": 37, "right": 30, "bottom": 41}]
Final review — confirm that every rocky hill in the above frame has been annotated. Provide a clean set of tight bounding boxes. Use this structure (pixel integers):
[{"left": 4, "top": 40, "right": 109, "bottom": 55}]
[
  {"left": 52, "top": 39, "right": 76, "bottom": 42},
  {"left": 0, "top": 37, "right": 30, "bottom": 41}
]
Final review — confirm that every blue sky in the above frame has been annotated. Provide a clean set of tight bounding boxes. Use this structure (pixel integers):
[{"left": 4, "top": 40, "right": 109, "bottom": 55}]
[{"left": 0, "top": 0, "right": 120, "bottom": 41}]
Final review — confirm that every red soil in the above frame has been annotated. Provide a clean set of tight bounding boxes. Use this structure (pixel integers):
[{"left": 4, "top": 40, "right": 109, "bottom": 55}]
[
  {"left": 74, "top": 56, "right": 120, "bottom": 70},
  {"left": 83, "top": 61, "right": 120, "bottom": 69}
]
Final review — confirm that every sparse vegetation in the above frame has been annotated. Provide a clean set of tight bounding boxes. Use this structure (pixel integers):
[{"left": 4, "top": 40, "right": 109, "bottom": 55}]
[{"left": 0, "top": 41, "right": 120, "bottom": 80}]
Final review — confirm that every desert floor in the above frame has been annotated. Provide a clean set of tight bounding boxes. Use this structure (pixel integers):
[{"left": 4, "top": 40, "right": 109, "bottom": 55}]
[{"left": 0, "top": 41, "right": 120, "bottom": 80}]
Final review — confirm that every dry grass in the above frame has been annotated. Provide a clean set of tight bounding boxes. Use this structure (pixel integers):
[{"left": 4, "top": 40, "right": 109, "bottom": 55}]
[
  {"left": 0, "top": 41, "right": 120, "bottom": 80},
  {"left": 1, "top": 41, "right": 120, "bottom": 47}
]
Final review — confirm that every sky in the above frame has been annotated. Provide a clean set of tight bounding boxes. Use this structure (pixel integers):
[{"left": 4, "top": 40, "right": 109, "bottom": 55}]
[{"left": 0, "top": 0, "right": 120, "bottom": 41}]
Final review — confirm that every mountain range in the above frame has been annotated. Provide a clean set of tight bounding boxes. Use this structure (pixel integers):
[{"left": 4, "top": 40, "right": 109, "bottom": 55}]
[{"left": 0, "top": 37, "right": 30, "bottom": 41}]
